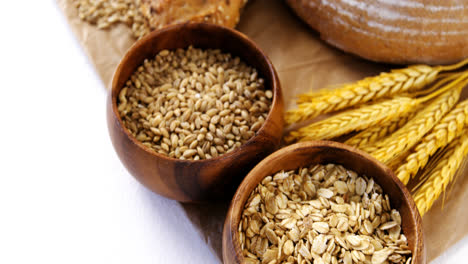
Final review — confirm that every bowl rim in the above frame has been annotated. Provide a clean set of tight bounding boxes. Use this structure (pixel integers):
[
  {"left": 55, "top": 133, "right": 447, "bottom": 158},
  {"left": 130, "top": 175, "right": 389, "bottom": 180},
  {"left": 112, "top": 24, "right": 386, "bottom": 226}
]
[
  {"left": 110, "top": 22, "right": 283, "bottom": 165},
  {"left": 224, "top": 140, "right": 424, "bottom": 263}
]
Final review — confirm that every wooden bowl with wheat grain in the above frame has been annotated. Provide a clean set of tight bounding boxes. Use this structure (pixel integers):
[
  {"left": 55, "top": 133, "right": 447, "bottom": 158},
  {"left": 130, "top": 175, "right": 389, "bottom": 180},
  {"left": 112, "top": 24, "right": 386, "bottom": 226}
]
[
  {"left": 107, "top": 22, "right": 284, "bottom": 202},
  {"left": 223, "top": 141, "right": 425, "bottom": 264}
]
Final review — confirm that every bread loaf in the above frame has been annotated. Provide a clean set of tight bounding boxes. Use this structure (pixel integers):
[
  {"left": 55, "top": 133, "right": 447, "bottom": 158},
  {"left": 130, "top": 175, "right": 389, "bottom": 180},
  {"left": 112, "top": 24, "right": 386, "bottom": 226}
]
[
  {"left": 286, "top": 0, "right": 468, "bottom": 64},
  {"left": 140, "top": 0, "right": 248, "bottom": 30}
]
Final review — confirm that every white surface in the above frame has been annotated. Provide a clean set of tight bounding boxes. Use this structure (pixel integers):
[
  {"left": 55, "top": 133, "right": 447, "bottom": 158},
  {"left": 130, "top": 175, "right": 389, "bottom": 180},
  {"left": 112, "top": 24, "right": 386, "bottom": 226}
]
[{"left": 0, "top": 1, "right": 466, "bottom": 263}]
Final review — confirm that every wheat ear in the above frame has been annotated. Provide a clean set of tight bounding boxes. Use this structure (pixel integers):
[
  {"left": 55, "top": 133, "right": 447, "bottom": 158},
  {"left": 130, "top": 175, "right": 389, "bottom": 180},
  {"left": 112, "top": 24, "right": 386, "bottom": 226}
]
[
  {"left": 345, "top": 108, "right": 418, "bottom": 149},
  {"left": 397, "top": 99, "right": 468, "bottom": 184},
  {"left": 412, "top": 132, "right": 468, "bottom": 216},
  {"left": 286, "top": 65, "right": 438, "bottom": 124},
  {"left": 370, "top": 84, "right": 463, "bottom": 165},
  {"left": 345, "top": 73, "right": 463, "bottom": 150},
  {"left": 287, "top": 59, "right": 468, "bottom": 125},
  {"left": 296, "top": 65, "right": 439, "bottom": 104},
  {"left": 284, "top": 97, "right": 419, "bottom": 143}
]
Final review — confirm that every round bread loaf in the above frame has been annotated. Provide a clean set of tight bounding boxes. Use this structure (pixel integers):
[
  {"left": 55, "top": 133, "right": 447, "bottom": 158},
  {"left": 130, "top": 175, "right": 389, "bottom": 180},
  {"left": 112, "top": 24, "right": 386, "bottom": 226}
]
[{"left": 286, "top": 0, "right": 468, "bottom": 64}]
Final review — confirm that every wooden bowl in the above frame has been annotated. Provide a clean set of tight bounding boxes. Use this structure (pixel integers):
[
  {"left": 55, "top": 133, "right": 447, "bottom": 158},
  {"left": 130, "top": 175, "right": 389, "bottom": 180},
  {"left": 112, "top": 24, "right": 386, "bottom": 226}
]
[
  {"left": 107, "top": 22, "right": 284, "bottom": 202},
  {"left": 223, "top": 141, "right": 425, "bottom": 263}
]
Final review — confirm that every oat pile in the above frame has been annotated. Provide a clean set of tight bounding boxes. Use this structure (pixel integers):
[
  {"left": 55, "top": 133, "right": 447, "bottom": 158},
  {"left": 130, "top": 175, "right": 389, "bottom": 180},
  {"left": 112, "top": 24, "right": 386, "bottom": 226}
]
[
  {"left": 117, "top": 46, "right": 271, "bottom": 160},
  {"left": 239, "top": 164, "right": 412, "bottom": 264}
]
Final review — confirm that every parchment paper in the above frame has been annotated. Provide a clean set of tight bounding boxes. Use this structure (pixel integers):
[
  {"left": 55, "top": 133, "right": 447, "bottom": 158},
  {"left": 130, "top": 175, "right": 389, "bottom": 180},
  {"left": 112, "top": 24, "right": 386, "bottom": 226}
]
[{"left": 58, "top": 0, "right": 468, "bottom": 262}]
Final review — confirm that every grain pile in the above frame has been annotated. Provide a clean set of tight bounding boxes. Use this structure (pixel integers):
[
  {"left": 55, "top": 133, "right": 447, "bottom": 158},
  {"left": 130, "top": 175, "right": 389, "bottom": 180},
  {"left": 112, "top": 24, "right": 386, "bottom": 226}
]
[
  {"left": 117, "top": 46, "right": 271, "bottom": 160},
  {"left": 239, "top": 164, "right": 411, "bottom": 264},
  {"left": 75, "top": 0, "right": 150, "bottom": 38},
  {"left": 286, "top": 59, "right": 468, "bottom": 215}
]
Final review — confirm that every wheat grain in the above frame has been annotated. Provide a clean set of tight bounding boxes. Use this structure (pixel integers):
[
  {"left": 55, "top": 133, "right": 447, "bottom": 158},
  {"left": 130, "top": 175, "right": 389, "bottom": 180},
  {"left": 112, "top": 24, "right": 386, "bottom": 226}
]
[
  {"left": 75, "top": 0, "right": 151, "bottom": 39},
  {"left": 286, "top": 65, "right": 439, "bottom": 124},
  {"left": 370, "top": 87, "right": 462, "bottom": 165},
  {"left": 412, "top": 133, "right": 468, "bottom": 215},
  {"left": 285, "top": 97, "right": 419, "bottom": 143},
  {"left": 359, "top": 145, "right": 379, "bottom": 154},
  {"left": 117, "top": 46, "right": 271, "bottom": 160},
  {"left": 345, "top": 108, "right": 418, "bottom": 149},
  {"left": 396, "top": 100, "right": 468, "bottom": 184}
]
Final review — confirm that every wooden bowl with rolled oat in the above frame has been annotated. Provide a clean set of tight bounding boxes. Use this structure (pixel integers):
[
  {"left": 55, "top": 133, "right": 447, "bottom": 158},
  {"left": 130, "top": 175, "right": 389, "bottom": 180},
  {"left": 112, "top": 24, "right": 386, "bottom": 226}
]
[
  {"left": 107, "top": 22, "right": 284, "bottom": 202},
  {"left": 223, "top": 141, "right": 424, "bottom": 264}
]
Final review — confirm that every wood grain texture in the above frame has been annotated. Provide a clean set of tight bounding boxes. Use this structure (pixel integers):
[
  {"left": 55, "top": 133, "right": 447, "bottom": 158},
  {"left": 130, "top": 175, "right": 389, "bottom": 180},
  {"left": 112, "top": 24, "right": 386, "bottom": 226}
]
[
  {"left": 223, "top": 141, "right": 425, "bottom": 263},
  {"left": 286, "top": 0, "right": 468, "bottom": 64},
  {"left": 107, "top": 22, "right": 284, "bottom": 202}
]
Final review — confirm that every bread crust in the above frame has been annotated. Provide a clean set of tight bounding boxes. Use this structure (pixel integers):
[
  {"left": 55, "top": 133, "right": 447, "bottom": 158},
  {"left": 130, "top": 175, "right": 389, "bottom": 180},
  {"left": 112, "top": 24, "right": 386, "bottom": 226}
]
[
  {"left": 286, "top": 0, "right": 468, "bottom": 64},
  {"left": 140, "top": 0, "right": 248, "bottom": 29}
]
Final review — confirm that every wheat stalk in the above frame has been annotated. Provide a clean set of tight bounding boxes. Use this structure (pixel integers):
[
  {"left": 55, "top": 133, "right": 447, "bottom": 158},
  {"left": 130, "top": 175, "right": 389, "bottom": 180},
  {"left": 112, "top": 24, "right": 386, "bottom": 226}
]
[
  {"left": 412, "top": 132, "right": 468, "bottom": 216},
  {"left": 284, "top": 97, "right": 419, "bottom": 142},
  {"left": 287, "top": 59, "right": 468, "bottom": 125},
  {"left": 345, "top": 108, "right": 418, "bottom": 149},
  {"left": 370, "top": 86, "right": 463, "bottom": 164},
  {"left": 396, "top": 99, "right": 468, "bottom": 184}
]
